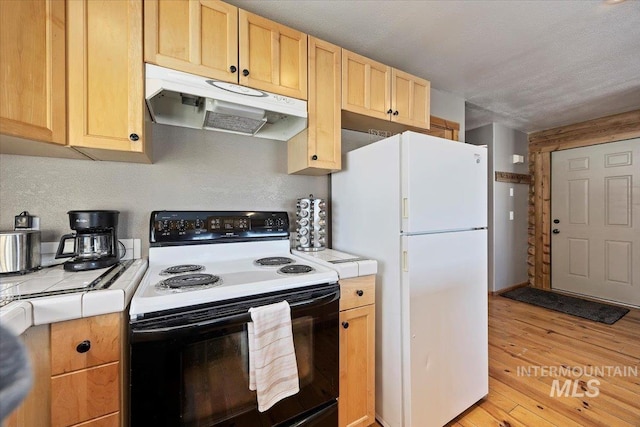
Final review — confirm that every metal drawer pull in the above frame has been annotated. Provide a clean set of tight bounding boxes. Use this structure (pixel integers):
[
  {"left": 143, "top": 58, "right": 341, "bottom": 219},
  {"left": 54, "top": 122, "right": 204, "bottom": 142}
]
[
  {"left": 356, "top": 289, "right": 364, "bottom": 297},
  {"left": 76, "top": 340, "right": 91, "bottom": 353}
]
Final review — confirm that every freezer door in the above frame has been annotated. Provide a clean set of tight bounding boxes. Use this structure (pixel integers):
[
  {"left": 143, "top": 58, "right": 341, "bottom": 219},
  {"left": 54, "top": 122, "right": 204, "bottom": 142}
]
[
  {"left": 402, "top": 132, "right": 487, "bottom": 232},
  {"left": 402, "top": 230, "right": 488, "bottom": 427}
]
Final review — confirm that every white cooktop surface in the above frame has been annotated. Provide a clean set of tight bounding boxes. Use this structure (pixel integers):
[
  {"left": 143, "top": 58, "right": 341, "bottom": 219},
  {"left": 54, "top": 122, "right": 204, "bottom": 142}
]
[{"left": 130, "top": 240, "right": 338, "bottom": 318}]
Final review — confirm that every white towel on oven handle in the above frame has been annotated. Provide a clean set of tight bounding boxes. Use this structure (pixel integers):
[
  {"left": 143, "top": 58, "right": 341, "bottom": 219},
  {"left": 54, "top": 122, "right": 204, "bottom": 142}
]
[{"left": 248, "top": 300, "right": 300, "bottom": 412}]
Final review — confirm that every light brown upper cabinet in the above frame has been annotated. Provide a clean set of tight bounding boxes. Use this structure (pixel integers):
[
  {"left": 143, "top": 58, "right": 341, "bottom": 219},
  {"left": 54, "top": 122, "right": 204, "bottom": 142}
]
[
  {"left": 67, "top": 0, "right": 150, "bottom": 163},
  {"left": 0, "top": 0, "right": 66, "bottom": 145},
  {"left": 238, "top": 9, "right": 307, "bottom": 100},
  {"left": 342, "top": 49, "right": 430, "bottom": 129},
  {"left": 392, "top": 68, "right": 430, "bottom": 129},
  {"left": 289, "top": 37, "right": 341, "bottom": 175},
  {"left": 144, "top": 0, "right": 239, "bottom": 83},
  {"left": 145, "top": 1, "right": 308, "bottom": 100}
]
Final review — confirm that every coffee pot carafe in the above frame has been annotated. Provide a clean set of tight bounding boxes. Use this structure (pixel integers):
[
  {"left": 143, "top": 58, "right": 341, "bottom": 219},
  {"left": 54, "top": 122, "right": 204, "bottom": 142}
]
[{"left": 56, "top": 210, "right": 121, "bottom": 271}]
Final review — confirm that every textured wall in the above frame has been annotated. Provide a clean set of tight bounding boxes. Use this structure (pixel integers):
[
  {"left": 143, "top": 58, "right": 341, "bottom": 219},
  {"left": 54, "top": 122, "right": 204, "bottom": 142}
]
[
  {"left": 467, "top": 123, "right": 529, "bottom": 292},
  {"left": 0, "top": 124, "right": 329, "bottom": 255}
]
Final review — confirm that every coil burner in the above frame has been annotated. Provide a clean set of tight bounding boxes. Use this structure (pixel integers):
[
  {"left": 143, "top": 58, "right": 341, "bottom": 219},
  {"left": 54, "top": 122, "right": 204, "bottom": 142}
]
[
  {"left": 158, "top": 273, "right": 221, "bottom": 290},
  {"left": 255, "top": 257, "right": 295, "bottom": 267},
  {"left": 160, "top": 264, "right": 205, "bottom": 275},
  {"left": 278, "top": 264, "right": 315, "bottom": 275}
]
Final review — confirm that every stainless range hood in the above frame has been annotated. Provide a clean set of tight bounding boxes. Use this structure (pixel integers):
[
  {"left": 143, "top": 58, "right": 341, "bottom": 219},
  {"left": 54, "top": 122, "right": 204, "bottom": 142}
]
[{"left": 145, "top": 64, "right": 307, "bottom": 141}]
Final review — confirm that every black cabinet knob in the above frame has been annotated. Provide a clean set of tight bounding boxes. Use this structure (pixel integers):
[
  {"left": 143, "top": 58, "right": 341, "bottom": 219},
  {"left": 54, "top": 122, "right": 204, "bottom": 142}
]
[
  {"left": 387, "top": 109, "right": 393, "bottom": 114},
  {"left": 311, "top": 154, "right": 318, "bottom": 161},
  {"left": 230, "top": 65, "right": 237, "bottom": 73},
  {"left": 393, "top": 111, "right": 399, "bottom": 116},
  {"left": 552, "top": 229, "right": 560, "bottom": 234},
  {"left": 76, "top": 340, "right": 91, "bottom": 353},
  {"left": 356, "top": 289, "right": 364, "bottom": 297},
  {"left": 129, "top": 133, "right": 139, "bottom": 141},
  {"left": 242, "top": 69, "right": 250, "bottom": 77},
  {"left": 342, "top": 322, "right": 349, "bottom": 329},
  {"left": 553, "top": 219, "right": 560, "bottom": 224}
]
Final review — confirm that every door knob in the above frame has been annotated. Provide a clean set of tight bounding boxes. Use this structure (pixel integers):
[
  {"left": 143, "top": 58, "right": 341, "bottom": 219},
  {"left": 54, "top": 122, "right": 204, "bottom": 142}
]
[
  {"left": 342, "top": 322, "right": 349, "bottom": 329},
  {"left": 229, "top": 65, "right": 237, "bottom": 73},
  {"left": 242, "top": 69, "right": 250, "bottom": 77},
  {"left": 393, "top": 110, "right": 399, "bottom": 116},
  {"left": 553, "top": 219, "right": 560, "bottom": 224},
  {"left": 552, "top": 229, "right": 560, "bottom": 234},
  {"left": 356, "top": 290, "right": 364, "bottom": 297},
  {"left": 387, "top": 109, "right": 393, "bottom": 114}
]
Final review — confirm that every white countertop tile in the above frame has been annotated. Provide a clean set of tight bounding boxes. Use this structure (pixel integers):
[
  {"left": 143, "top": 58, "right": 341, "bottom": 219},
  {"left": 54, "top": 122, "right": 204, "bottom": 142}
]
[
  {"left": 30, "top": 293, "right": 83, "bottom": 325},
  {"left": 0, "top": 301, "right": 32, "bottom": 335},
  {"left": 293, "top": 248, "right": 377, "bottom": 279},
  {"left": 0, "top": 249, "right": 147, "bottom": 335},
  {"left": 82, "top": 259, "right": 147, "bottom": 317}
]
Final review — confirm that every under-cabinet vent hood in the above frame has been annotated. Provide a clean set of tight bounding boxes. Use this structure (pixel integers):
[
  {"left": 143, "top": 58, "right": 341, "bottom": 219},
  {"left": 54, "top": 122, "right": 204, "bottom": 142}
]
[{"left": 145, "top": 64, "right": 307, "bottom": 141}]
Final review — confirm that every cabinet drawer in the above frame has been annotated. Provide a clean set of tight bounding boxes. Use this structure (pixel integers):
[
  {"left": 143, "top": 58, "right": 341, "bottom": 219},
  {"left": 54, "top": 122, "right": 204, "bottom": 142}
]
[
  {"left": 51, "top": 362, "right": 120, "bottom": 427},
  {"left": 51, "top": 313, "right": 120, "bottom": 375},
  {"left": 339, "top": 276, "right": 375, "bottom": 311}
]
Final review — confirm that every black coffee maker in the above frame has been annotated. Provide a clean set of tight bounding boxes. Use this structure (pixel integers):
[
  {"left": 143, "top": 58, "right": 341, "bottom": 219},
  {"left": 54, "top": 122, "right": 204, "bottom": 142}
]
[{"left": 56, "top": 210, "right": 121, "bottom": 271}]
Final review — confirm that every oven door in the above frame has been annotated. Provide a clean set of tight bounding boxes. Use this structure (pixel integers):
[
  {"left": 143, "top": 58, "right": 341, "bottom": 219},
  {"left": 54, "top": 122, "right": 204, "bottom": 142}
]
[{"left": 130, "top": 283, "right": 339, "bottom": 427}]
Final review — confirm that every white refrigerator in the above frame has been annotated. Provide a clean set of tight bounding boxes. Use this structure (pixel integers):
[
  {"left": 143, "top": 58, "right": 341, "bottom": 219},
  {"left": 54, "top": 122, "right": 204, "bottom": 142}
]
[{"left": 331, "top": 131, "right": 488, "bottom": 427}]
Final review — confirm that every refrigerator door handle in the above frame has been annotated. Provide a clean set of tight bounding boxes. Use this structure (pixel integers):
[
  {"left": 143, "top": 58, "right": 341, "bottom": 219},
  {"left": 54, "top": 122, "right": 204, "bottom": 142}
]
[{"left": 403, "top": 251, "right": 408, "bottom": 271}]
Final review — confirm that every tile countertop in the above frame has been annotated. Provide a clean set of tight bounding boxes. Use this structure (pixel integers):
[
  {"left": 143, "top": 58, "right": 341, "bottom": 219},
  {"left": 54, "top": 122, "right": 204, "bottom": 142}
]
[
  {"left": 292, "top": 248, "right": 377, "bottom": 279},
  {"left": 0, "top": 239, "right": 148, "bottom": 335}
]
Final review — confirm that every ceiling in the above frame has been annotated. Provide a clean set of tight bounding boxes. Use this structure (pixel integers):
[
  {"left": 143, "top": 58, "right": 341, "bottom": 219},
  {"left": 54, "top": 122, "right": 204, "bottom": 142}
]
[{"left": 227, "top": 0, "right": 640, "bottom": 135}]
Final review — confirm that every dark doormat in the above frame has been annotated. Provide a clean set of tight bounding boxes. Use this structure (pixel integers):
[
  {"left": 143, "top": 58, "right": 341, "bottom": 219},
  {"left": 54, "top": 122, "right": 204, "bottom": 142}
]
[{"left": 501, "top": 287, "right": 630, "bottom": 325}]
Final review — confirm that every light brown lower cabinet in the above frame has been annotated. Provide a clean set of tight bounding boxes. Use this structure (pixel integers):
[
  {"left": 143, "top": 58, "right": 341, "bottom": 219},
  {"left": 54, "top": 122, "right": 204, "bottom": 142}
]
[
  {"left": 339, "top": 276, "right": 376, "bottom": 427},
  {"left": 6, "top": 313, "right": 124, "bottom": 427}
]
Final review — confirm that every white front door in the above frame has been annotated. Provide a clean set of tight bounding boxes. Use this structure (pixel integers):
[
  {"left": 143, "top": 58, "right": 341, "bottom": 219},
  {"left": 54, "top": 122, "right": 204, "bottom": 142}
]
[{"left": 551, "top": 138, "right": 640, "bottom": 306}]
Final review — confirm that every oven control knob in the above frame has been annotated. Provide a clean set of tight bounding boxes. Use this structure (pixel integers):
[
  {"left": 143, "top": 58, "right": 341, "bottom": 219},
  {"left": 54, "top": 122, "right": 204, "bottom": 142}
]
[
  {"left": 300, "top": 200, "right": 309, "bottom": 209},
  {"left": 265, "top": 218, "right": 274, "bottom": 227},
  {"left": 299, "top": 210, "right": 309, "bottom": 218},
  {"left": 275, "top": 218, "right": 285, "bottom": 227},
  {"left": 297, "top": 218, "right": 309, "bottom": 227},
  {"left": 194, "top": 219, "right": 204, "bottom": 229},
  {"left": 177, "top": 220, "right": 186, "bottom": 231},
  {"left": 300, "top": 236, "right": 309, "bottom": 245},
  {"left": 299, "top": 228, "right": 309, "bottom": 236}
]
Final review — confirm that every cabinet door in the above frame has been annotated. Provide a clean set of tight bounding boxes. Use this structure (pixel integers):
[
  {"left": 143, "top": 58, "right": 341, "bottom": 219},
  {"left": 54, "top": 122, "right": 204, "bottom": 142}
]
[
  {"left": 289, "top": 37, "right": 340, "bottom": 175},
  {"left": 239, "top": 10, "right": 307, "bottom": 100},
  {"left": 50, "top": 313, "right": 120, "bottom": 375},
  {"left": 341, "top": 49, "right": 390, "bottom": 121},
  {"left": 144, "top": 0, "right": 238, "bottom": 82},
  {"left": 0, "top": 0, "right": 65, "bottom": 144},
  {"left": 391, "top": 68, "right": 430, "bottom": 129},
  {"left": 339, "top": 304, "right": 375, "bottom": 427},
  {"left": 67, "top": 0, "right": 148, "bottom": 161}
]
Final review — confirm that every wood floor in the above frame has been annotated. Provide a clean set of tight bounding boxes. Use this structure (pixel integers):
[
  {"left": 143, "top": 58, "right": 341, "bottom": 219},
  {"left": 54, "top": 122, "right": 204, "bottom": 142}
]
[{"left": 373, "top": 294, "right": 640, "bottom": 427}]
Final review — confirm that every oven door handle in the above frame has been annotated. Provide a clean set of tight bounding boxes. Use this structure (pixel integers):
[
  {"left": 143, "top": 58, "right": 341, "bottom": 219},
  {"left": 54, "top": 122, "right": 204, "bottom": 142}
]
[{"left": 131, "top": 287, "right": 339, "bottom": 340}]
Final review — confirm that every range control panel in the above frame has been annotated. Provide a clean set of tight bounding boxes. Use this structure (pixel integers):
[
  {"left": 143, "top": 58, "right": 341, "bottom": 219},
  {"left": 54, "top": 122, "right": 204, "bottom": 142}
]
[{"left": 150, "top": 211, "right": 289, "bottom": 246}]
